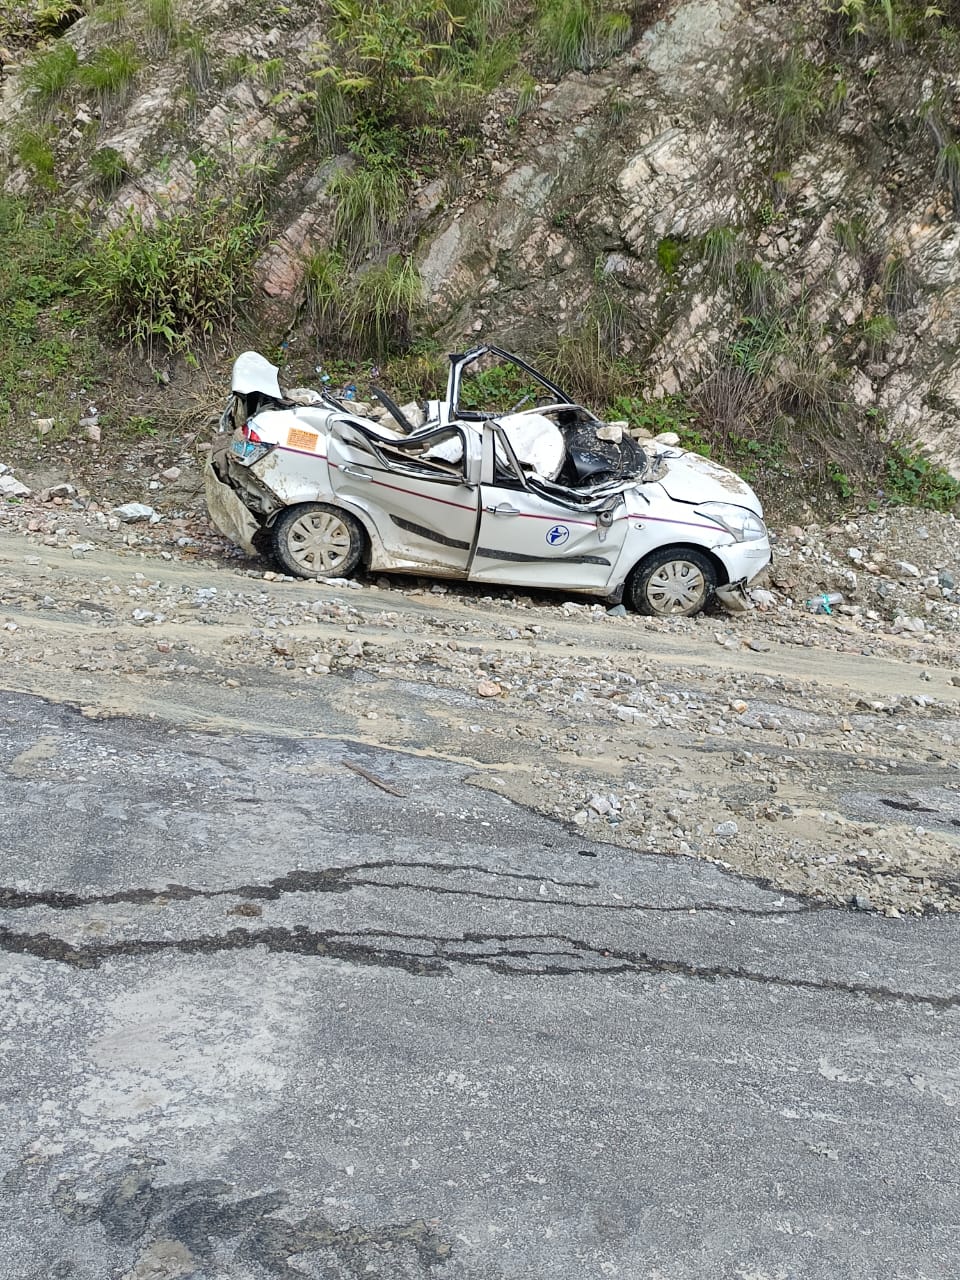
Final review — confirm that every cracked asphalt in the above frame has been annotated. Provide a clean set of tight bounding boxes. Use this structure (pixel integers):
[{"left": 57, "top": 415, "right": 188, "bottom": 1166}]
[{"left": 2, "top": 685, "right": 960, "bottom": 1279}]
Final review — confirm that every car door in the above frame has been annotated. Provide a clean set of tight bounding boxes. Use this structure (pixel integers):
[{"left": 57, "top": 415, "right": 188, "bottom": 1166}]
[
  {"left": 326, "top": 421, "right": 481, "bottom": 576},
  {"left": 468, "top": 425, "right": 631, "bottom": 592}
]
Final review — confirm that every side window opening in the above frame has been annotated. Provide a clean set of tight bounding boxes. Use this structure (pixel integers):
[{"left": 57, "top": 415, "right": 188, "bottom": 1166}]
[{"left": 338, "top": 423, "right": 470, "bottom": 481}]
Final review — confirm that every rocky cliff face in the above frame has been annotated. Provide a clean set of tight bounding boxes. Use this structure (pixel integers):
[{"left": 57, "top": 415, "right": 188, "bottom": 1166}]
[{"left": 3, "top": 0, "right": 960, "bottom": 496}]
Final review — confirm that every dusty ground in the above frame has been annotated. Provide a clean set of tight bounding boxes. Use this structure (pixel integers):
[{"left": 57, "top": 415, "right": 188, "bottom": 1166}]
[{"left": 1, "top": 485, "right": 958, "bottom": 919}]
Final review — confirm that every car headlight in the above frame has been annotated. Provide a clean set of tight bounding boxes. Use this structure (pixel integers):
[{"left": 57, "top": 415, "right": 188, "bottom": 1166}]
[{"left": 696, "top": 502, "right": 767, "bottom": 543}]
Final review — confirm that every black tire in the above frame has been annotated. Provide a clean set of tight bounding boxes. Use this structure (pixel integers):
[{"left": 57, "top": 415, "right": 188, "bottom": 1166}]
[
  {"left": 270, "top": 503, "right": 365, "bottom": 579},
  {"left": 627, "top": 547, "right": 718, "bottom": 618}
]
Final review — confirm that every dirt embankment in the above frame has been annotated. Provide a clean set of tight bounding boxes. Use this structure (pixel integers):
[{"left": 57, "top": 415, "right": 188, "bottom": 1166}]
[{"left": 1, "top": 502, "right": 958, "bottom": 919}]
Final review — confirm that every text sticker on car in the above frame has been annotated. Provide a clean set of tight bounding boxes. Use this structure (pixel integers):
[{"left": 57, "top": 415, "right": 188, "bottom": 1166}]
[
  {"left": 546, "top": 525, "right": 570, "bottom": 546},
  {"left": 287, "top": 427, "right": 319, "bottom": 452}
]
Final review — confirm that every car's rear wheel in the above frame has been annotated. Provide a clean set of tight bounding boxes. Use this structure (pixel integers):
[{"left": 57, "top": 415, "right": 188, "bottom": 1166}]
[
  {"left": 271, "top": 503, "right": 365, "bottom": 579},
  {"left": 627, "top": 548, "right": 717, "bottom": 618}
]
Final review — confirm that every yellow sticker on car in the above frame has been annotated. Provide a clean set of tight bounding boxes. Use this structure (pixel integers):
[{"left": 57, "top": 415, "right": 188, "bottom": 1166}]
[{"left": 287, "top": 427, "right": 318, "bottom": 452}]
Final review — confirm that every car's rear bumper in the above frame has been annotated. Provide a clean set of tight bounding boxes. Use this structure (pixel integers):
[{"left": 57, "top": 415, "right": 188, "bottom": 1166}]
[{"left": 204, "top": 451, "right": 261, "bottom": 557}]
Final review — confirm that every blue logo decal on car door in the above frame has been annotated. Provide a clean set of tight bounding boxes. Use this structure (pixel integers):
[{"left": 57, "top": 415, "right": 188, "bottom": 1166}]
[{"left": 546, "top": 525, "right": 570, "bottom": 546}]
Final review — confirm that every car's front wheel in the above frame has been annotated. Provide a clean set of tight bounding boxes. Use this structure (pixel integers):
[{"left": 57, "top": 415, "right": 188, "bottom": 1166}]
[
  {"left": 627, "top": 547, "right": 717, "bottom": 618},
  {"left": 271, "top": 503, "right": 365, "bottom": 579}
]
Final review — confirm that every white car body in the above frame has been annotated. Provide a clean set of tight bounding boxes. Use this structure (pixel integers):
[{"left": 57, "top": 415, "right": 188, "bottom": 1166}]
[{"left": 205, "top": 347, "right": 771, "bottom": 615}]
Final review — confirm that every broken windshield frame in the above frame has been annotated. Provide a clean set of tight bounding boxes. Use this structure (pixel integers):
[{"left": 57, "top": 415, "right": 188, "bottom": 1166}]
[{"left": 446, "top": 346, "right": 574, "bottom": 422}]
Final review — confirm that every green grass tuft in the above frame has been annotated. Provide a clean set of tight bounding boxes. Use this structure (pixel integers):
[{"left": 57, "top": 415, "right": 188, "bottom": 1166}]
[
  {"left": 89, "top": 145, "right": 130, "bottom": 192},
  {"left": 145, "top": 0, "right": 179, "bottom": 51},
  {"left": 936, "top": 139, "right": 960, "bottom": 212},
  {"left": 699, "top": 226, "right": 742, "bottom": 288},
  {"left": 656, "top": 236, "right": 685, "bottom": 277},
  {"left": 77, "top": 43, "right": 141, "bottom": 105},
  {"left": 536, "top": 0, "right": 631, "bottom": 72},
  {"left": 861, "top": 311, "right": 897, "bottom": 357},
  {"left": 304, "top": 248, "right": 348, "bottom": 335},
  {"left": 330, "top": 162, "right": 408, "bottom": 261},
  {"left": 747, "top": 50, "right": 844, "bottom": 154},
  {"left": 21, "top": 42, "right": 79, "bottom": 111},
  {"left": 15, "top": 127, "right": 59, "bottom": 187},
  {"left": 737, "top": 261, "right": 785, "bottom": 315},
  {"left": 178, "top": 26, "right": 211, "bottom": 91},
  {"left": 345, "top": 254, "right": 422, "bottom": 356}
]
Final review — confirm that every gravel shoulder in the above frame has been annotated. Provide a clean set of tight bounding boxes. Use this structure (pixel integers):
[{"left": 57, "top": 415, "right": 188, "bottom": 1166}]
[{"left": 1, "top": 518, "right": 958, "bottom": 919}]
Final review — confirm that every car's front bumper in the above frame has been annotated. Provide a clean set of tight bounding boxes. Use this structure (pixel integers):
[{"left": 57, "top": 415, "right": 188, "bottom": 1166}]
[{"left": 714, "top": 537, "right": 771, "bottom": 609}]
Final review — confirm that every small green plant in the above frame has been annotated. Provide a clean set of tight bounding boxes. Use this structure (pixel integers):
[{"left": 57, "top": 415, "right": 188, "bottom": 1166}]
[
  {"left": 303, "top": 247, "right": 348, "bottom": 335},
  {"left": 656, "top": 235, "right": 684, "bottom": 278},
  {"left": 513, "top": 72, "right": 539, "bottom": 117},
  {"left": 222, "top": 51, "right": 256, "bottom": 84},
  {"left": 21, "top": 42, "right": 79, "bottom": 112},
  {"left": 33, "top": 0, "right": 84, "bottom": 36},
  {"left": 536, "top": 0, "right": 631, "bottom": 72},
  {"left": 771, "top": 169, "right": 793, "bottom": 205},
  {"left": 936, "top": 139, "right": 960, "bottom": 213},
  {"left": 458, "top": 359, "right": 544, "bottom": 413},
  {"left": 89, "top": 144, "right": 129, "bottom": 191},
  {"left": 881, "top": 253, "right": 920, "bottom": 315},
  {"left": 179, "top": 27, "right": 211, "bottom": 91},
  {"left": 829, "top": 462, "right": 855, "bottom": 499},
  {"left": 737, "top": 261, "right": 785, "bottom": 314},
  {"left": 609, "top": 393, "right": 697, "bottom": 438},
  {"left": 729, "top": 314, "right": 785, "bottom": 375},
  {"left": 605, "top": 89, "right": 629, "bottom": 125},
  {"left": 884, "top": 443, "right": 960, "bottom": 509},
  {"left": 699, "top": 225, "right": 742, "bottom": 288},
  {"left": 77, "top": 43, "right": 141, "bottom": 106},
  {"left": 827, "top": 0, "right": 945, "bottom": 46},
  {"left": 861, "top": 311, "right": 896, "bottom": 357},
  {"left": 747, "top": 50, "right": 843, "bottom": 153},
  {"left": 258, "top": 56, "right": 286, "bottom": 91},
  {"left": 120, "top": 413, "right": 159, "bottom": 437},
  {"left": 15, "top": 127, "right": 58, "bottom": 187}
]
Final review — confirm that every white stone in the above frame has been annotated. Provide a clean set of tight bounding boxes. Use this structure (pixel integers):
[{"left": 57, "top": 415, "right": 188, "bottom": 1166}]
[
  {"left": 0, "top": 474, "right": 30, "bottom": 498},
  {"left": 112, "top": 503, "right": 155, "bottom": 523}
]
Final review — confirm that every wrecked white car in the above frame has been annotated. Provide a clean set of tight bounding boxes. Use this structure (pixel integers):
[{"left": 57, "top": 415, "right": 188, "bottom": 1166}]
[{"left": 205, "top": 346, "right": 771, "bottom": 617}]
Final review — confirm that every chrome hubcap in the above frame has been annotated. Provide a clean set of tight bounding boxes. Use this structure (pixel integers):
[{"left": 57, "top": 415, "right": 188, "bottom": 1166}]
[
  {"left": 647, "top": 560, "right": 707, "bottom": 615},
  {"left": 287, "top": 511, "right": 352, "bottom": 573}
]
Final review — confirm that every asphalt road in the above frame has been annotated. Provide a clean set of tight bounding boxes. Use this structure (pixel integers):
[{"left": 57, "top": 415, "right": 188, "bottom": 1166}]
[{"left": 2, "top": 686, "right": 959, "bottom": 1280}]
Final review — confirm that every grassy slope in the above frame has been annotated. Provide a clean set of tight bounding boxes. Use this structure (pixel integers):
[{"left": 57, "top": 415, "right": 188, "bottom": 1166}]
[{"left": 1, "top": 0, "right": 959, "bottom": 517}]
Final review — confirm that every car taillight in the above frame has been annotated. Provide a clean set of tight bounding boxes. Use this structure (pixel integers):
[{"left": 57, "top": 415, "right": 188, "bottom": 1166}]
[{"left": 242, "top": 422, "right": 262, "bottom": 444}]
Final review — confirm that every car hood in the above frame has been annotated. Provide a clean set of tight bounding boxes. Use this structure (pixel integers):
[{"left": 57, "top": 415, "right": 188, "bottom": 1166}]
[{"left": 653, "top": 449, "right": 763, "bottom": 515}]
